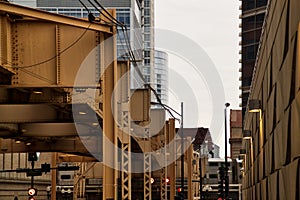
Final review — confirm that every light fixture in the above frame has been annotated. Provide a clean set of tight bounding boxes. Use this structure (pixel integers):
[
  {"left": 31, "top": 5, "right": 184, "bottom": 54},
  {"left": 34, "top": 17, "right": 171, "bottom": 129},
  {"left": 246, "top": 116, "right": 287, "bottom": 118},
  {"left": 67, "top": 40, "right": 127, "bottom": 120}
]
[
  {"left": 248, "top": 99, "right": 261, "bottom": 113},
  {"left": 33, "top": 88, "right": 43, "bottom": 94},
  {"left": 242, "top": 130, "right": 252, "bottom": 139},
  {"left": 150, "top": 177, "right": 155, "bottom": 184},
  {"left": 15, "top": 139, "right": 21, "bottom": 144},
  {"left": 92, "top": 122, "right": 98, "bottom": 126},
  {"left": 79, "top": 111, "right": 87, "bottom": 115},
  {"left": 240, "top": 149, "right": 246, "bottom": 155},
  {"left": 25, "top": 142, "right": 32, "bottom": 146}
]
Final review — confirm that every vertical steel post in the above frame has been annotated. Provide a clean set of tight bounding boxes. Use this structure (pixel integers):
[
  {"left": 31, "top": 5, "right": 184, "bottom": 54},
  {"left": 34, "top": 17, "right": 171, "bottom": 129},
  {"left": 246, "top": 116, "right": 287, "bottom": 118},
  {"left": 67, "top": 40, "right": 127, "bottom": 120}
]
[
  {"left": 187, "top": 143, "right": 193, "bottom": 200},
  {"left": 103, "top": 17, "right": 117, "bottom": 199},
  {"left": 180, "top": 102, "right": 184, "bottom": 200},
  {"left": 224, "top": 102, "right": 230, "bottom": 199}
]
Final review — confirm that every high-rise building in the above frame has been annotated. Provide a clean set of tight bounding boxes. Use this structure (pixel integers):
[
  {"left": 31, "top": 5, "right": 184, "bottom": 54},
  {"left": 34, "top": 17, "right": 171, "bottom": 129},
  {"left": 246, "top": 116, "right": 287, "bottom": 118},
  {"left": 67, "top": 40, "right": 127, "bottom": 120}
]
[
  {"left": 143, "top": 0, "right": 169, "bottom": 105},
  {"left": 142, "top": 0, "right": 154, "bottom": 86},
  {"left": 154, "top": 50, "right": 168, "bottom": 104},
  {"left": 240, "top": 0, "right": 268, "bottom": 119},
  {"left": 9, "top": 0, "right": 36, "bottom": 7}
]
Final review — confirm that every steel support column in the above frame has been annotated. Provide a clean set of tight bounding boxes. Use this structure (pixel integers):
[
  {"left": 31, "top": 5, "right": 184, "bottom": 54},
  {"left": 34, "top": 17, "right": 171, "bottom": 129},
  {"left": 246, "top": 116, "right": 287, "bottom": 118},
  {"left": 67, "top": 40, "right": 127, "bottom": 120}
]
[
  {"left": 102, "top": 27, "right": 117, "bottom": 199},
  {"left": 121, "top": 142, "right": 131, "bottom": 199},
  {"left": 187, "top": 142, "right": 193, "bottom": 200},
  {"left": 168, "top": 119, "right": 176, "bottom": 200},
  {"left": 144, "top": 127, "right": 151, "bottom": 200},
  {"left": 116, "top": 61, "right": 131, "bottom": 200},
  {"left": 160, "top": 122, "right": 167, "bottom": 200}
]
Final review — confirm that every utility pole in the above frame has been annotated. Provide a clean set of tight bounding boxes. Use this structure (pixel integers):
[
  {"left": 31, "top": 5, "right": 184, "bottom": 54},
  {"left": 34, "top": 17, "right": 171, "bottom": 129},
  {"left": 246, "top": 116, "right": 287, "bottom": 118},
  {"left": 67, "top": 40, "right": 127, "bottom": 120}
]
[
  {"left": 180, "top": 102, "right": 184, "bottom": 200},
  {"left": 224, "top": 102, "right": 230, "bottom": 199}
]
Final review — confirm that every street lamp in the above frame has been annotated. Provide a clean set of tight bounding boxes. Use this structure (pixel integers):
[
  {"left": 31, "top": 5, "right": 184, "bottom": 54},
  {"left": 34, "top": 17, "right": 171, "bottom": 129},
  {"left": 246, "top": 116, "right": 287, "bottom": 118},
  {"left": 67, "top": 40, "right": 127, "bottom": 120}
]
[
  {"left": 224, "top": 102, "right": 230, "bottom": 199},
  {"left": 248, "top": 99, "right": 261, "bottom": 113},
  {"left": 247, "top": 99, "right": 262, "bottom": 187}
]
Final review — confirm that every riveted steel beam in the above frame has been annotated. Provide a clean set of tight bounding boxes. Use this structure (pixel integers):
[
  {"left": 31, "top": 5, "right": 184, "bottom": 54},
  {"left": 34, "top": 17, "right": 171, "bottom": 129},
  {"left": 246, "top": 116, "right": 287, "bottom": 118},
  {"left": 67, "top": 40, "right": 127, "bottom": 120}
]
[{"left": 0, "top": 1, "right": 112, "bottom": 34}]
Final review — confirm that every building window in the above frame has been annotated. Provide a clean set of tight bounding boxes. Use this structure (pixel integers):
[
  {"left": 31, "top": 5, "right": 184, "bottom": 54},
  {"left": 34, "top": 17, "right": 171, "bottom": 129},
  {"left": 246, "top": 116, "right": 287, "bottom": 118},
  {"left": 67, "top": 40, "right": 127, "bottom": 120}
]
[
  {"left": 144, "top": 0, "right": 150, "bottom": 7},
  {"left": 143, "top": 67, "right": 150, "bottom": 74},
  {"left": 144, "top": 34, "right": 150, "bottom": 42},
  {"left": 144, "top": 51, "right": 150, "bottom": 58},
  {"left": 144, "top": 17, "right": 150, "bottom": 25},
  {"left": 144, "top": 59, "right": 150, "bottom": 65},
  {"left": 144, "top": 9, "right": 150, "bottom": 16}
]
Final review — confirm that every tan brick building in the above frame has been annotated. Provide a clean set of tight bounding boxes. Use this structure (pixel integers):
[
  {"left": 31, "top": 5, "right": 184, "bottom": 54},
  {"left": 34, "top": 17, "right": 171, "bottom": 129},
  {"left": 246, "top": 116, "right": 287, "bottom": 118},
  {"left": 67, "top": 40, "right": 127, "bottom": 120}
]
[
  {"left": 229, "top": 110, "right": 243, "bottom": 159},
  {"left": 242, "top": 0, "right": 300, "bottom": 199}
]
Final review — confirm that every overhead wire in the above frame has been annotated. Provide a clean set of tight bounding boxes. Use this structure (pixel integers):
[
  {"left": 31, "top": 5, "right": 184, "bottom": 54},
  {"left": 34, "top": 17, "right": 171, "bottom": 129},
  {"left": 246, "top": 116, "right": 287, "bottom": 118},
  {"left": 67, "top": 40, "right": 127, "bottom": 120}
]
[
  {"left": 88, "top": 0, "right": 180, "bottom": 120},
  {"left": 0, "top": 57, "right": 54, "bottom": 84},
  {"left": 2, "top": 23, "right": 92, "bottom": 69},
  {"left": 1, "top": 0, "right": 178, "bottom": 121},
  {"left": 0, "top": 19, "right": 92, "bottom": 83},
  {"left": 151, "top": 102, "right": 182, "bottom": 117},
  {"left": 87, "top": 0, "right": 146, "bottom": 83},
  {"left": 78, "top": 0, "right": 90, "bottom": 14}
]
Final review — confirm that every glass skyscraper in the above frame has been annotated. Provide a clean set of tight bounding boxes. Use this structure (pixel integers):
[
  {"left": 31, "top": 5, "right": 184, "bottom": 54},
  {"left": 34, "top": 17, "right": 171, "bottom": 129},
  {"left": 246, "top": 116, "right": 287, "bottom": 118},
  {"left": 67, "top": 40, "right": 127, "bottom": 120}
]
[{"left": 240, "top": 0, "right": 268, "bottom": 118}]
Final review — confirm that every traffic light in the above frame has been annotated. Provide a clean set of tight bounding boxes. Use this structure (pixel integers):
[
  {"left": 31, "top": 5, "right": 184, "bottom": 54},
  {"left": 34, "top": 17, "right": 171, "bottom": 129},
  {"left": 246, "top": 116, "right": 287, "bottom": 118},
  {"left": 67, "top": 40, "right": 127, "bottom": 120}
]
[
  {"left": 28, "top": 188, "right": 37, "bottom": 196},
  {"left": 177, "top": 187, "right": 183, "bottom": 199},
  {"left": 28, "top": 153, "right": 38, "bottom": 162},
  {"left": 28, "top": 188, "right": 37, "bottom": 200},
  {"left": 177, "top": 187, "right": 182, "bottom": 193},
  {"left": 217, "top": 180, "right": 224, "bottom": 198},
  {"left": 218, "top": 166, "right": 225, "bottom": 199},
  {"left": 219, "top": 166, "right": 225, "bottom": 180},
  {"left": 165, "top": 177, "right": 170, "bottom": 184},
  {"left": 41, "top": 163, "right": 51, "bottom": 173},
  {"left": 150, "top": 177, "right": 155, "bottom": 184},
  {"left": 174, "top": 195, "right": 181, "bottom": 200}
]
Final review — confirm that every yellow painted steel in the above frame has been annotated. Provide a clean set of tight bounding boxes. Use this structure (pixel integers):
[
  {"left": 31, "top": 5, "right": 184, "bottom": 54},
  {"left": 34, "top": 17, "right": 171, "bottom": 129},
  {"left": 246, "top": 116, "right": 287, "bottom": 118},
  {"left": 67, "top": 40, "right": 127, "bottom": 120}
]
[
  {"left": 0, "top": 1, "right": 112, "bottom": 33},
  {"left": 167, "top": 119, "right": 176, "bottom": 200}
]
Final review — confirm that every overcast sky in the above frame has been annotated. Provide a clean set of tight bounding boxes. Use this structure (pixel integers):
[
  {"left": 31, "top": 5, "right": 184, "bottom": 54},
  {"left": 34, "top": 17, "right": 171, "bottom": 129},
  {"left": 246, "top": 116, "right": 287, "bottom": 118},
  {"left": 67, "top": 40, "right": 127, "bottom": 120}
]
[{"left": 155, "top": 0, "right": 241, "bottom": 157}]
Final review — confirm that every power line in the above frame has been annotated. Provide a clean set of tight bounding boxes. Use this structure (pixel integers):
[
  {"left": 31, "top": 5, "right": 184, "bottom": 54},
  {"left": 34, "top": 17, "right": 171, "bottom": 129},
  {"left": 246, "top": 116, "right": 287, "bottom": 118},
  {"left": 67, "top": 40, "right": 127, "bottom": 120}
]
[
  {"left": 2, "top": 23, "right": 92, "bottom": 69},
  {"left": 87, "top": 0, "right": 173, "bottom": 117}
]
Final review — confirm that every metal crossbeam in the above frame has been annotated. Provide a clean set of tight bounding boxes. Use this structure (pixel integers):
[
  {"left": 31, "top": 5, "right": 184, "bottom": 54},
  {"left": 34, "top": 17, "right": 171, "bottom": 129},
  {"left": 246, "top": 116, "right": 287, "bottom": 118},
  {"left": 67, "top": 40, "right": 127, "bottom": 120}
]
[{"left": 0, "top": 1, "right": 112, "bottom": 33}]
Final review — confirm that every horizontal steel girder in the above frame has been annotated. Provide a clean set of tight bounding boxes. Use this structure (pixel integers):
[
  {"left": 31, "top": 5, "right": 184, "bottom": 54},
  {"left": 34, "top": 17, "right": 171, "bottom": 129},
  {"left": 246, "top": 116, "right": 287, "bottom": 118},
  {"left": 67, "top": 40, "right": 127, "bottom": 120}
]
[
  {"left": 0, "top": 104, "right": 58, "bottom": 123},
  {"left": 0, "top": 1, "right": 112, "bottom": 34},
  {"left": 0, "top": 138, "right": 102, "bottom": 160},
  {"left": 0, "top": 122, "right": 103, "bottom": 137},
  {"left": 20, "top": 123, "right": 94, "bottom": 137}
]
